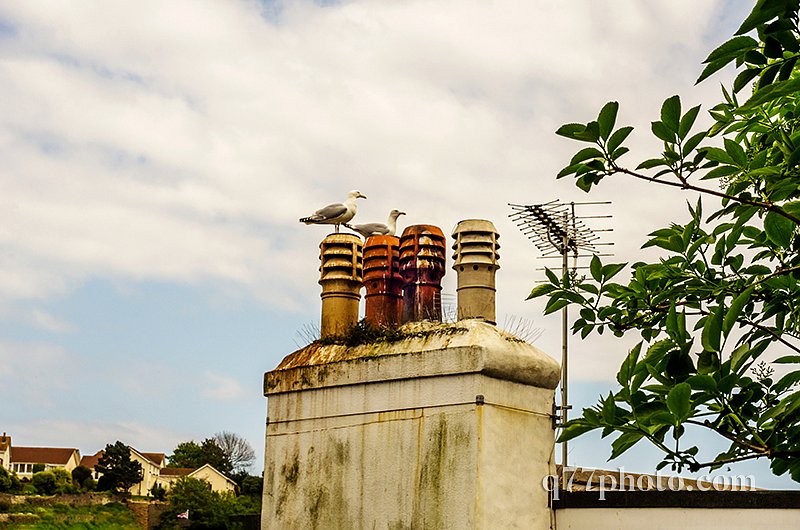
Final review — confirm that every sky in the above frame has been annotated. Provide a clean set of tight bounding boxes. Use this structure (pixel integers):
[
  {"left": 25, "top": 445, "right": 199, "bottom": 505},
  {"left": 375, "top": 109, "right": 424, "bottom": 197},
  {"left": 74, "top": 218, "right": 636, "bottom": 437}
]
[{"left": 1, "top": 0, "right": 793, "bottom": 488}]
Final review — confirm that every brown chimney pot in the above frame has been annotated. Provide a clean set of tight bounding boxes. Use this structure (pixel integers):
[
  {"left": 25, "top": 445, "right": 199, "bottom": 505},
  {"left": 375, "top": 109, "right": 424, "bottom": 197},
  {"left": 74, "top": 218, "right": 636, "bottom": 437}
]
[{"left": 399, "top": 225, "right": 446, "bottom": 323}]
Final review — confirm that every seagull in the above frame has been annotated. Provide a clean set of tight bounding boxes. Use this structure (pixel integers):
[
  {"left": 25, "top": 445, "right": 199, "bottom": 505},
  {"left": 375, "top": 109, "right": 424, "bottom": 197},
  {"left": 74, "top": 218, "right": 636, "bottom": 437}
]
[
  {"left": 345, "top": 209, "right": 406, "bottom": 238},
  {"left": 299, "top": 190, "right": 367, "bottom": 232}
]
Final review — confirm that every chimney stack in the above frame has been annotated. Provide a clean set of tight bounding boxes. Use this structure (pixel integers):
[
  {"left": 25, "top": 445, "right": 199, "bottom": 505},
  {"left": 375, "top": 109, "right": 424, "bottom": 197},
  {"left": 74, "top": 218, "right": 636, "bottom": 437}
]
[
  {"left": 451, "top": 219, "right": 500, "bottom": 324},
  {"left": 399, "top": 225, "right": 446, "bottom": 323},
  {"left": 363, "top": 235, "right": 403, "bottom": 327},
  {"left": 318, "top": 233, "right": 363, "bottom": 338}
]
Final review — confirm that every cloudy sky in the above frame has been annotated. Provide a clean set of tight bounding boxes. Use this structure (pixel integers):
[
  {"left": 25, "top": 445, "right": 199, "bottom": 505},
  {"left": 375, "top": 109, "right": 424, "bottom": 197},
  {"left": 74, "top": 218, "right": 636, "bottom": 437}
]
[{"left": 2, "top": 0, "right": 790, "bottom": 487}]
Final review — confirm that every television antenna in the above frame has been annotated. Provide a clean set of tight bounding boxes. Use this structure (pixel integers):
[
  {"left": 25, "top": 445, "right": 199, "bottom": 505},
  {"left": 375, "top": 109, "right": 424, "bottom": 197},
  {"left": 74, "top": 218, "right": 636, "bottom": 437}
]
[{"left": 509, "top": 200, "right": 613, "bottom": 470}]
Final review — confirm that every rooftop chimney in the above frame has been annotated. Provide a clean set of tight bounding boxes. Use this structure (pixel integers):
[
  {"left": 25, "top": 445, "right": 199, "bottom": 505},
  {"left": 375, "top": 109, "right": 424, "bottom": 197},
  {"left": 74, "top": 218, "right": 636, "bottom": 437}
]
[
  {"left": 363, "top": 235, "right": 403, "bottom": 327},
  {"left": 318, "top": 233, "right": 363, "bottom": 338},
  {"left": 452, "top": 219, "right": 500, "bottom": 324},
  {"left": 399, "top": 225, "right": 446, "bottom": 323}
]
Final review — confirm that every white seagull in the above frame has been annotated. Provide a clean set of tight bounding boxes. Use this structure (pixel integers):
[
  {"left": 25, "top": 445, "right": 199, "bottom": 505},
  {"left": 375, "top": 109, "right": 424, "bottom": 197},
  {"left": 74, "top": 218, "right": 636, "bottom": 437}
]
[
  {"left": 299, "top": 190, "right": 367, "bottom": 232},
  {"left": 345, "top": 209, "right": 406, "bottom": 238}
]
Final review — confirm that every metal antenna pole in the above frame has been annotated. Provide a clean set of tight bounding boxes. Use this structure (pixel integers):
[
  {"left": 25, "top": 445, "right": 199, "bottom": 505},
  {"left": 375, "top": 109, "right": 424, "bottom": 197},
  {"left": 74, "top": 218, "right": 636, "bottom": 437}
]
[
  {"left": 561, "top": 216, "right": 569, "bottom": 469},
  {"left": 508, "top": 200, "right": 613, "bottom": 473}
]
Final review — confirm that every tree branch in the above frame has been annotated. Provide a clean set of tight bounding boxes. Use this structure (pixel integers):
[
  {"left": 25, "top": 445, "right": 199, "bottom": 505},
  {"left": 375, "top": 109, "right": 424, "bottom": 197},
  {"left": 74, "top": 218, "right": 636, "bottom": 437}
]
[{"left": 612, "top": 167, "right": 800, "bottom": 225}]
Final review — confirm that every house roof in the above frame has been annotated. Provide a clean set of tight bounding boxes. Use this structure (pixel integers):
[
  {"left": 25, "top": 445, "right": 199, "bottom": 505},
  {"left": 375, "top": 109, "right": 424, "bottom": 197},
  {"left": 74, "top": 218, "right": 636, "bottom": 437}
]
[
  {"left": 191, "top": 464, "right": 237, "bottom": 486},
  {"left": 79, "top": 451, "right": 103, "bottom": 469},
  {"left": 141, "top": 452, "right": 165, "bottom": 466},
  {"left": 10, "top": 447, "right": 78, "bottom": 465},
  {"left": 160, "top": 467, "right": 195, "bottom": 477}
]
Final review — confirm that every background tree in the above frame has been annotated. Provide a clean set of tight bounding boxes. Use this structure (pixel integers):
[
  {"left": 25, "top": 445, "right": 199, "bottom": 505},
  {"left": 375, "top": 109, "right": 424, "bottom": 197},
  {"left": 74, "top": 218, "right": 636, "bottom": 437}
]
[
  {"left": 158, "top": 477, "right": 229, "bottom": 529},
  {"left": 168, "top": 438, "right": 233, "bottom": 476},
  {"left": 534, "top": 0, "right": 800, "bottom": 481},
  {"left": 95, "top": 441, "right": 143, "bottom": 493},
  {"left": 52, "top": 468, "right": 76, "bottom": 494},
  {"left": 0, "top": 466, "right": 15, "bottom": 493},
  {"left": 31, "top": 471, "right": 57, "bottom": 495},
  {"left": 71, "top": 465, "right": 92, "bottom": 489},
  {"left": 213, "top": 431, "right": 255, "bottom": 474}
]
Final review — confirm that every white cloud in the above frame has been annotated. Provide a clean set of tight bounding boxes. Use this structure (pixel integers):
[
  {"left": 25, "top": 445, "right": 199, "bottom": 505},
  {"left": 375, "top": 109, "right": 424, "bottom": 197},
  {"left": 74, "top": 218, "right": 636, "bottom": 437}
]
[
  {"left": 202, "top": 372, "right": 247, "bottom": 402},
  {"left": 0, "top": 0, "right": 742, "bottom": 375},
  {"left": 5, "top": 419, "right": 189, "bottom": 455}
]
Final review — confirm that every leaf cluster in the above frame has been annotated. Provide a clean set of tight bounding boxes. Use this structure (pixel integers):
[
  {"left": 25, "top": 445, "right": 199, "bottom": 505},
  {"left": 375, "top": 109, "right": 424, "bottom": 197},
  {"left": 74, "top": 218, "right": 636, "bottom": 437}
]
[{"left": 541, "top": 0, "right": 800, "bottom": 479}]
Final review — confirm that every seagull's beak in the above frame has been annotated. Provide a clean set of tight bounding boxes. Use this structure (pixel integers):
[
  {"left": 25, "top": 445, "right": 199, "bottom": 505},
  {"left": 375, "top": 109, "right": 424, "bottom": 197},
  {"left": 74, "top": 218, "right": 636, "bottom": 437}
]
[
  {"left": 398, "top": 211, "right": 406, "bottom": 216},
  {"left": 358, "top": 193, "right": 367, "bottom": 199}
]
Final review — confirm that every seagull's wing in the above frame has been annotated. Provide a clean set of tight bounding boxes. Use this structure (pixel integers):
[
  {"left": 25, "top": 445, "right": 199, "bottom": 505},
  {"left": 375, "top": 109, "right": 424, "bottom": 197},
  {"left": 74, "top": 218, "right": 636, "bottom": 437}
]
[
  {"left": 301, "top": 202, "right": 348, "bottom": 224},
  {"left": 348, "top": 222, "right": 390, "bottom": 237},
  {"left": 313, "top": 203, "right": 348, "bottom": 220}
]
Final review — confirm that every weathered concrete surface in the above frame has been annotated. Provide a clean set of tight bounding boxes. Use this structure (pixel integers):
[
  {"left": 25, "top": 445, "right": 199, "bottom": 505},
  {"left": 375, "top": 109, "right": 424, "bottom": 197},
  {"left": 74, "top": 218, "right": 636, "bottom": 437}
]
[
  {"left": 262, "top": 321, "right": 558, "bottom": 529},
  {"left": 265, "top": 319, "right": 561, "bottom": 395}
]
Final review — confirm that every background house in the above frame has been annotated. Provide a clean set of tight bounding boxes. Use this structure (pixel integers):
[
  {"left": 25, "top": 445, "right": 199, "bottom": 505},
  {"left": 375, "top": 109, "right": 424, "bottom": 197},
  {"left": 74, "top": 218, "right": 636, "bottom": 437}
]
[
  {"left": 0, "top": 433, "right": 9, "bottom": 470},
  {"left": 158, "top": 464, "right": 236, "bottom": 493},
  {"left": 8, "top": 446, "right": 80, "bottom": 479},
  {"left": 79, "top": 445, "right": 233, "bottom": 495}
]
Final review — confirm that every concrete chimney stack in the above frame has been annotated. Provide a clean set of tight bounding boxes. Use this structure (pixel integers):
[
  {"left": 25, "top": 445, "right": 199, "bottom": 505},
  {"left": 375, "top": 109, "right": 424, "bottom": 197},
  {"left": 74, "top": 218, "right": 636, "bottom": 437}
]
[
  {"left": 363, "top": 235, "right": 403, "bottom": 327},
  {"left": 399, "top": 225, "right": 446, "bottom": 323},
  {"left": 452, "top": 219, "right": 500, "bottom": 324},
  {"left": 318, "top": 233, "right": 363, "bottom": 338}
]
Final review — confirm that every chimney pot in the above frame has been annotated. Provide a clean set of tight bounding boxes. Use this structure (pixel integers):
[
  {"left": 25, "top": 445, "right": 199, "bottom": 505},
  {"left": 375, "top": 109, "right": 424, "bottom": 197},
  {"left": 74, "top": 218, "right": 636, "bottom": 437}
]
[
  {"left": 363, "top": 235, "right": 403, "bottom": 327},
  {"left": 399, "top": 225, "right": 446, "bottom": 323},
  {"left": 319, "top": 233, "right": 363, "bottom": 338},
  {"left": 451, "top": 219, "right": 500, "bottom": 324}
]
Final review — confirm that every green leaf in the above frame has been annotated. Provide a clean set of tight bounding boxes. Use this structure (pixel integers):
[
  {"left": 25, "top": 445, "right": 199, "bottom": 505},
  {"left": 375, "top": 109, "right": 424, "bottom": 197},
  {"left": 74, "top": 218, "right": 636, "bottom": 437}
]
[
  {"left": 526, "top": 283, "right": 556, "bottom": 300},
  {"left": 723, "top": 287, "right": 754, "bottom": 334},
  {"left": 702, "top": 147, "right": 735, "bottom": 165},
  {"left": 637, "top": 158, "right": 667, "bottom": 170},
  {"left": 701, "top": 165, "right": 739, "bottom": 180},
  {"left": 775, "top": 355, "right": 800, "bottom": 364},
  {"left": 544, "top": 297, "right": 569, "bottom": 315},
  {"left": 737, "top": 3, "right": 783, "bottom": 34},
  {"left": 651, "top": 121, "right": 676, "bottom": 143},
  {"left": 661, "top": 95, "right": 681, "bottom": 134},
  {"left": 610, "top": 432, "right": 644, "bottom": 459},
  {"left": 570, "top": 147, "right": 604, "bottom": 165},
  {"left": 666, "top": 383, "right": 692, "bottom": 422},
  {"left": 698, "top": 350, "right": 720, "bottom": 374},
  {"left": 764, "top": 210, "right": 795, "bottom": 247},
  {"left": 733, "top": 67, "right": 761, "bottom": 93},
  {"left": 686, "top": 374, "right": 717, "bottom": 392},
  {"left": 724, "top": 138, "right": 747, "bottom": 167},
  {"left": 678, "top": 105, "right": 700, "bottom": 139},
  {"left": 701, "top": 304, "right": 723, "bottom": 352},
  {"left": 742, "top": 78, "right": 800, "bottom": 110},
  {"left": 597, "top": 101, "right": 619, "bottom": 140},
  {"left": 730, "top": 343, "right": 750, "bottom": 373},
  {"left": 601, "top": 393, "right": 617, "bottom": 424},
  {"left": 557, "top": 420, "right": 599, "bottom": 442},
  {"left": 703, "top": 35, "right": 758, "bottom": 64},
  {"left": 682, "top": 130, "right": 706, "bottom": 156},
  {"left": 606, "top": 126, "right": 634, "bottom": 154},
  {"left": 556, "top": 123, "right": 586, "bottom": 139},
  {"left": 696, "top": 58, "right": 731, "bottom": 84},
  {"left": 601, "top": 263, "right": 626, "bottom": 280},
  {"left": 757, "top": 62, "right": 780, "bottom": 89},
  {"left": 590, "top": 254, "right": 602, "bottom": 281},
  {"left": 774, "top": 370, "right": 800, "bottom": 393}
]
